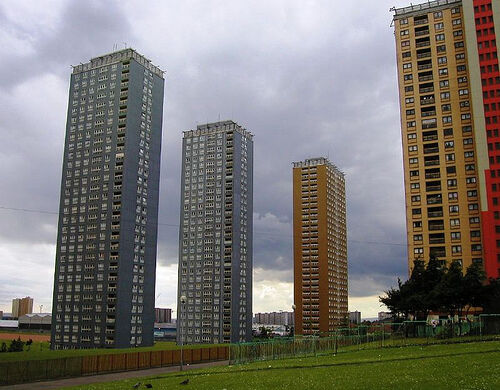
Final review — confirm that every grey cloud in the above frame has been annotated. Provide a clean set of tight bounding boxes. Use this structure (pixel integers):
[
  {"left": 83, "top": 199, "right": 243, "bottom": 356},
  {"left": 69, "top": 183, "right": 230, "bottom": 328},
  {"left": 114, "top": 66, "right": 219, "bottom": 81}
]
[{"left": 0, "top": 0, "right": 414, "bottom": 311}]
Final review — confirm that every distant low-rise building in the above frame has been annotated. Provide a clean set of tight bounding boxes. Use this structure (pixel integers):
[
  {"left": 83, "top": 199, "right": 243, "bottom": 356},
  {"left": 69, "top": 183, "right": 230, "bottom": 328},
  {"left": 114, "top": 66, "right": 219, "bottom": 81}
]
[
  {"left": 0, "top": 320, "right": 18, "bottom": 330},
  {"left": 11, "top": 297, "right": 33, "bottom": 318},
  {"left": 155, "top": 308, "right": 172, "bottom": 324},
  {"left": 254, "top": 312, "right": 294, "bottom": 326},
  {"left": 0, "top": 310, "right": 3, "bottom": 320},
  {"left": 349, "top": 311, "right": 361, "bottom": 325},
  {"left": 18, "top": 313, "right": 51, "bottom": 330},
  {"left": 153, "top": 322, "right": 176, "bottom": 340},
  {"left": 378, "top": 312, "right": 393, "bottom": 322}
]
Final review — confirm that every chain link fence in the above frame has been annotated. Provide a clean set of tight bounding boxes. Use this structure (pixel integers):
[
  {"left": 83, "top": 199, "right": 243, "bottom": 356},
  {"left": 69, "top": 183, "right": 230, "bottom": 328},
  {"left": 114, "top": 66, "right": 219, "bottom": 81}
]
[{"left": 229, "top": 314, "right": 500, "bottom": 364}]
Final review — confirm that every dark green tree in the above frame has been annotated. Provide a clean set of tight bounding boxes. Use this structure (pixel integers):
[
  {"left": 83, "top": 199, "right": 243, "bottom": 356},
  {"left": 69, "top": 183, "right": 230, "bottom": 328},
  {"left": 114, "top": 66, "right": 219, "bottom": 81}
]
[
  {"left": 434, "top": 261, "right": 465, "bottom": 316},
  {"left": 463, "top": 262, "right": 487, "bottom": 315},
  {"left": 482, "top": 278, "right": 500, "bottom": 314}
]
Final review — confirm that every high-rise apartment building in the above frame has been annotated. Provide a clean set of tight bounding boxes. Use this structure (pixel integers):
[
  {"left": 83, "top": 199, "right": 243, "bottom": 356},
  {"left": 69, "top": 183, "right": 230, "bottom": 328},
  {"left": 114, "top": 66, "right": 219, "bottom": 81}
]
[
  {"left": 293, "top": 157, "right": 347, "bottom": 336},
  {"left": 51, "top": 49, "right": 164, "bottom": 349},
  {"left": 393, "top": 0, "right": 500, "bottom": 278},
  {"left": 12, "top": 297, "right": 33, "bottom": 318},
  {"left": 177, "top": 121, "right": 253, "bottom": 344},
  {"left": 154, "top": 308, "right": 172, "bottom": 323},
  {"left": 253, "top": 312, "right": 294, "bottom": 326}
]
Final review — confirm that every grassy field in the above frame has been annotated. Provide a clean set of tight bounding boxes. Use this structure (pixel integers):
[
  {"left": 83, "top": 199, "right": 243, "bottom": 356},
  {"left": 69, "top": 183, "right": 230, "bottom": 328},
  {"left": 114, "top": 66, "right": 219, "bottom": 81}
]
[
  {"left": 0, "top": 340, "right": 190, "bottom": 362},
  {"left": 63, "top": 340, "right": 500, "bottom": 390}
]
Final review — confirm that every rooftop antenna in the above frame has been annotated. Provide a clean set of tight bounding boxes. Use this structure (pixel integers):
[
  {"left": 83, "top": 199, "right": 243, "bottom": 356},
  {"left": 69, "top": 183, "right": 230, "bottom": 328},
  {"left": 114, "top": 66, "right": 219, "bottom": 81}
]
[{"left": 39, "top": 305, "right": 43, "bottom": 313}]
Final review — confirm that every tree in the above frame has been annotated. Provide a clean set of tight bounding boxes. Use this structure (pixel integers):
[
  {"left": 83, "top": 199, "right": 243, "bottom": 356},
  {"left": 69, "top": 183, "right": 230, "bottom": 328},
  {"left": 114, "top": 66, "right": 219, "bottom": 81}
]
[
  {"left": 422, "top": 256, "right": 446, "bottom": 314},
  {"left": 434, "top": 261, "right": 465, "bottom": 316},
  {"left": 482, "top": 278, "right": 500, "bottom": 314},
  {"left": 8, "top": 337, "right": 25, "bottom": 353},
  {"left": 463, "top": 262, "right": 486, "bottom": 315}
]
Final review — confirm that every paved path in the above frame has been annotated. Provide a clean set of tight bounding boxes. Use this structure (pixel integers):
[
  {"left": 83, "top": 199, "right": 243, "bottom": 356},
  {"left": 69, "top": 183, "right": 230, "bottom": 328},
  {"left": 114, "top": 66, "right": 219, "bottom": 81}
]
[{"left": 7, "top": 360, "right": 229, "bottom": 389}]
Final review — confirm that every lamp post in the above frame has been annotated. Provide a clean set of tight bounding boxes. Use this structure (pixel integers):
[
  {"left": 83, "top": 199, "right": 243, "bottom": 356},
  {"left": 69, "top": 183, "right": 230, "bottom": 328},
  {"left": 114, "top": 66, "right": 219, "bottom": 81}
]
[
  {"left": 291, "top": 304, "right": 296, "bottom": 357},
  {"left": 180, "top": 295, "right": 187, "bottom": 371}
]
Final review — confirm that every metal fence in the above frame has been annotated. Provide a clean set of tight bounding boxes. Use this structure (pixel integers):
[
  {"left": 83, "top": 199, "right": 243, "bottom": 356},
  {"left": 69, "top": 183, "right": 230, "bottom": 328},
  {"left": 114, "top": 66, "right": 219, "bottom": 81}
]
[
  {"left": 0, "top": 346, "right": 229, "bottom": 386},
  {"left": 229, "top": 314, "right": 500, "bottom": 364}
]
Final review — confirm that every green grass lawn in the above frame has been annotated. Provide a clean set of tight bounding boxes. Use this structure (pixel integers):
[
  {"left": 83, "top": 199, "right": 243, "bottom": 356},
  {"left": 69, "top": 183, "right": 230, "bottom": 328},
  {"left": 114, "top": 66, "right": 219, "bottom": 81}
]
[
  {"left": 63, "top": 340, "right": 500, "bottom": 390},
  {"left": 0, "top": 340, "right": 198, "bottom": 362}
]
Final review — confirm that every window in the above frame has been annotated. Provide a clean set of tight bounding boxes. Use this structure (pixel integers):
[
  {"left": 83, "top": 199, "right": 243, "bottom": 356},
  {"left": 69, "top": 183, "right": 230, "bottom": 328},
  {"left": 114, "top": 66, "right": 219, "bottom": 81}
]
[
  {"left": 451, "top": 232, "right": 461, "bottom": 240},
  {"left": 403, "top": 63, "right": 412, "bottom": 70},
  {"left": 405, "top": 97, "right": 415, "bottom": 104},
  {"left": 436, "top": 33, "right": 445, "bottom": 41},
  {"left": 441, "top": 92, "right": 450, "bottom": 100},
  {"left": 409, "top": 157, "right": 418, "bottom": 164},
  {"left": 440, "top": 80, "right": 449, "bottom": 88},
  {"left": 435, "top": 23, "right": 444, "bottom": 30},
  {"left": 450, "top": 218, "right": 460, "bottom": 227},
  {"left": 439, "top": 68, "right": 448, "bottom": 76},
  {"left": 409, "top": 145, "right": 418, "bottom": 152},
  {"left": 410, "top": 183, "right": 420, "bottom": 189},
  {"left": 434, "top": 11, "right": 443, "bottom": 19},
  {"left": 438, "top": 56, "right": 447, "bottom": 64},
  {"left": 401, "top": 29, "right": 409, "bottom": 36},
  {"left": 408, "top": 133, "right": 417, "bottom": 140},
  {"left": 414, "top": 248, "right": 424, "bottom": 254},
  {"left": 400, "top": 18, "right": 408, "bottom": 25}
]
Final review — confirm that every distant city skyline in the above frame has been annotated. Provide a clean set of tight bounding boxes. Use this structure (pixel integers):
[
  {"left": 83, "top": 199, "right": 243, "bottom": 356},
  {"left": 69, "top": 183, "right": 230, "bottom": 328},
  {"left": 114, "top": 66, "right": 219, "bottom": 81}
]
[{"left": 0, "top": 0, "right": 418, "bottom": 318}]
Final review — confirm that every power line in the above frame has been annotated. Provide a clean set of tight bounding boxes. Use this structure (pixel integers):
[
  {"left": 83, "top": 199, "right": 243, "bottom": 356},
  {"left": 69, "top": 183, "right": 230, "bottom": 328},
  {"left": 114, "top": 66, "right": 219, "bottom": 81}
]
[{"left": 0, "top": 204, "right": 408, "bottom": 247}]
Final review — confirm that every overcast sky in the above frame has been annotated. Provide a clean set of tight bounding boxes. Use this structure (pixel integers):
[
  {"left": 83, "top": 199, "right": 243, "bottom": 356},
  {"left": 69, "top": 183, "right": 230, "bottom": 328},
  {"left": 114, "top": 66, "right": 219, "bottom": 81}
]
[{"left": 0, "top": 0, "right": 414, "bottom": 318}]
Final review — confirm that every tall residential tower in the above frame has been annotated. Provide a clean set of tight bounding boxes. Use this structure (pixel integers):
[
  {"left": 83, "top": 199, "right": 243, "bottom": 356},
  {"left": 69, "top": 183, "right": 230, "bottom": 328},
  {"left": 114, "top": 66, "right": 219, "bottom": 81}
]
[
  {"left": 293, "top": 157, "right": 347, "bottom": 335},
  {"left": 51, "top": 49, "right": 164, "bottom": 349},
  {"left": 393, "top": 0, "right": 500, "bottom": 278},
  {"left": 177, "top": 121, "right": 253, "bottom": 344}
]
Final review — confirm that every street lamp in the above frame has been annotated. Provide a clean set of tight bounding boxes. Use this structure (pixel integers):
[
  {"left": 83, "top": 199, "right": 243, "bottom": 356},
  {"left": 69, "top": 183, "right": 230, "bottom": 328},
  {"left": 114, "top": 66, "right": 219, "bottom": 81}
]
[{"left": 180, "top": 295, "right": 187, "bottom": 372}]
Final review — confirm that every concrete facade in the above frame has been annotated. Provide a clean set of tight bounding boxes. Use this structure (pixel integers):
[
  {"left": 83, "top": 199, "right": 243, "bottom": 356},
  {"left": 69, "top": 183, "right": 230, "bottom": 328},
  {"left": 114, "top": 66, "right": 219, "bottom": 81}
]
[
  {"left": 177, "top": 121, "right": 253, "bottom": 344},
  {"left": 293, "top": 157, "right": 348, "bottom": 336},
  {"left": 51, "top": 49, "right": 164, "bottom": 349},
  {"left": 393, "top": 0, "right": 500, "bottom": 278}
]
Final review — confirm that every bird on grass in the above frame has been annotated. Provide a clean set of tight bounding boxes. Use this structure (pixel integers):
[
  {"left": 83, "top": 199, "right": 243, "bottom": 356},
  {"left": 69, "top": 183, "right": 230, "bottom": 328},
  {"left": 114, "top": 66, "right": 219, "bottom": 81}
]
[
  {"left": 145, "top": 384, "right": 153, "bottom": 389},
  {"left": 132, "top": 382, "right": 141, "bottom": 389},
  {"left": 180, "top": 378, "right": 190, "bottom": 385}
]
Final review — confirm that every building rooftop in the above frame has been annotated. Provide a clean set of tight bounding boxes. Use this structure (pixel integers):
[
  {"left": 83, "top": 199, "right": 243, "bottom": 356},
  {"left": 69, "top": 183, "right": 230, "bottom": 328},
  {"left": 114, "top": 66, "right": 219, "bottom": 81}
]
[
  {"left": 292, "top": 157, "right": 344, "bottom": 175},
  {"left": 72, "top": 48, "right": 164, "bottom": 78},
  {"left": 392, "top": 0, "right": 461, "bottom": 19},
  {"left": 183, "top": 120, "right": 253, "bottom": 140}
]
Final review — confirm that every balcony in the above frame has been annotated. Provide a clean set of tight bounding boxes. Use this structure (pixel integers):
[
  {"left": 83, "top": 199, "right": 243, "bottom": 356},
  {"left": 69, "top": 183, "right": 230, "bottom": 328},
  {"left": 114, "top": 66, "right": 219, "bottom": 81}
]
[
  {"left": 419, "top": 75, "right": 433, "bottom": 82},
  {"left": 414, "top": 17, "right": 428, "bottom": 26},
  {"left": 428, "top": 221, "right": 444, "bottom": 231},
  {"left": 420, "top": 86, "right": 434, "bottom": 93},
  {"left": 415, "top": 28, "right": 430, "bottom": 36},
  {"left": 421, "top": 96, "right": 435, "bottom": 105},
  {"left": 417, "top": 51, "right": 431, "bottom": 59}
]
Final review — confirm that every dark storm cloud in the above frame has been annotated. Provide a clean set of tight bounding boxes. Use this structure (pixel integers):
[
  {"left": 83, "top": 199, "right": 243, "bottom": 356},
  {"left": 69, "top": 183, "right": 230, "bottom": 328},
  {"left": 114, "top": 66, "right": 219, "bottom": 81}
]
[
  {"left": 146, "top": 0, "right": 410, "bottom": 298},
  {"left": 0, "top": 0, "right": 134, "bottom": 89},
  {"left": 0, "top": 0, "right": 414, "bottom": 312},
  {"left": 0, "top": 0, "right": 136, "bottom": 242}
]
